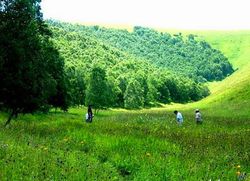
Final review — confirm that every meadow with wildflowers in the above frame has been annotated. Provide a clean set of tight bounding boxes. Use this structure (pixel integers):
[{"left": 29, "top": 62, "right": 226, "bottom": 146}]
[
  {"left": 0, "top": 107, "right": 249, "bottom": 180},
  {"left": 1, "top": 21, "right": 250, "bottom": 180}
]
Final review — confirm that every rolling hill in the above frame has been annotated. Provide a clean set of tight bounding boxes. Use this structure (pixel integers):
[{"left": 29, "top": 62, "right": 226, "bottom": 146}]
[
  {"left": 50, "top": 21, "right": 250, "bottom": 113},
  {"left": 171, "top": 30, "right": 250, "bottom": 117}
]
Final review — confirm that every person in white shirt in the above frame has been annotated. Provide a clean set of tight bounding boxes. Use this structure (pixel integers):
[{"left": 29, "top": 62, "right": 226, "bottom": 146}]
[
  {"left": 195, "top": 109, "right": 202, "bottom": 124},
  {"left": 85, "top": 113, "right": 89, "bottom": 122},
  {"left": 174, "top": 110, "right": 183, "bottom": 125}
]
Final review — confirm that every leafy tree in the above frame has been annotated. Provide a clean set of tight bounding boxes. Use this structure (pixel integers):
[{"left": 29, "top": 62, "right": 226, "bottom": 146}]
[
  {"left": 0, "top": 0, "right": 68, "bottom": 125},
  {"left": 106, "top": 76, "right": 121, "bottom": 107},
  {"left": 156, "top": 76, "right": 172, "bottom": 103},
  {"left": 146, "top": 75, "right": 160, "bottom": 104},
  {"left": 85, "top": 66, "right": 109, "bottom": 111},
  {"left": 124, "top": 79, "right": 144, "bottom": 109},
  {"left": 65, "top": 67, "right": 86, "bottom": 106}
]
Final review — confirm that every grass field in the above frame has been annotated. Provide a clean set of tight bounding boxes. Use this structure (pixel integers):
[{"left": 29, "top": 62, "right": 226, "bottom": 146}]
[
  {"left": 0, "top": 108, "right": 249, "bottom": 180},
  {"left": 1, "top": 30, "right": 250, "bottom": 180}
]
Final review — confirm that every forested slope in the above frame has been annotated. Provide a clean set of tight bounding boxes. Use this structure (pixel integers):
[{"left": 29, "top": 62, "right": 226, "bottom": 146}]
[
  {"left": 49, "top": 21, "right": 215, "bottom": 108},
  {"left": 49, "top": 21, "right": 234, "bottom": 82}
]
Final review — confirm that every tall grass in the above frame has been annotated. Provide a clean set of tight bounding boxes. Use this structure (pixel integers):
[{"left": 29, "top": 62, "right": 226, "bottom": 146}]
[{"left": 0, "top": 108, "right": 249, "bottom": 180}]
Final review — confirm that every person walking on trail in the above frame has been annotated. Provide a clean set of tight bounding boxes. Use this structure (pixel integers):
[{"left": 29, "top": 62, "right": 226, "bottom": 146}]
[
  {"left": 86, "top": 105, "right": 93, "bottom": 123},
  {"left": 195, "top": 109, "right": 202, "bottom": 124},
  {"left": 174, "top": 110, "right": 183, "bottom": 125}
]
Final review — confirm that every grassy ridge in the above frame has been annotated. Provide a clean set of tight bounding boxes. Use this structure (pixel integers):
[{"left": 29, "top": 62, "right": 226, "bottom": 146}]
[
  {"left": 160, "top": 30, "right": 250, "bottom": 115},
  {"left": 195, "top": 31, "right": 250, "bottom": 68},
  {"left": 183, "top": 31, "right": 250, "bottom": 116}
]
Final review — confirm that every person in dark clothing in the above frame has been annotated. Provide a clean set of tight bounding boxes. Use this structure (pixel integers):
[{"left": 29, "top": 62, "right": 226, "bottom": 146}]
[
  {"left": 87, "top": 105, "right": 93, "bottom": 123},
  {"left": 195, "top": 109, "right": 202, "bottom": 124}
]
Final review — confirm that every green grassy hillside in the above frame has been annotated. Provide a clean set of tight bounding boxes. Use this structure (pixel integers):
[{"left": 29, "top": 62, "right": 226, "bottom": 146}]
[
  {"left": 183, "top": 31, "right": 250, "bottom": 116},
  {"left": 196, "top": 31, "right": 250, "bottom": 69},
  {"left": 161, "top": 30, "right": 250, "bottom": 116}
]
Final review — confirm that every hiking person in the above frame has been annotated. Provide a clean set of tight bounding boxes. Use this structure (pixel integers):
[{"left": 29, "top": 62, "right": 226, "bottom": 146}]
[
  {"left": 174, "top": 110, "right": 183, "bottom": 125},
  {"left": 195, "top": 109, "right": 202, "bottom": 124},
  {"left": 85, "top": 112, "right": 89, "bottom": 122},
  {"left": 86, "top": 105, "right": 93, "bottom": 123}
]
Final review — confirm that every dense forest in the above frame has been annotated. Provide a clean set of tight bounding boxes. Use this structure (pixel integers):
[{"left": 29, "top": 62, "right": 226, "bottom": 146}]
[
  {"left": 0, "top": 0, "right": 234, "bottom": 122},
  {"left": 49, "top": 21, "right": 234, "bottom": 82},
  {"left": 46, "top": 20, "right": 234, "bottom": 108},
  {"left": 48, "top": 21, "right": 217, "bottom": 108}
]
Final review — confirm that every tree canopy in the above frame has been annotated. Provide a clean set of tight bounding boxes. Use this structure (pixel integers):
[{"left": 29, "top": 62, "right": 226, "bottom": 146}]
[
  {"left": 49, "top": 21, "right": 234, "bottom": 82},
  {"left": 0, "top": 0, "right": 68, "bottom": 125},
  {"left": 47, "top": 20, "right": 213, "bottom": 109}
]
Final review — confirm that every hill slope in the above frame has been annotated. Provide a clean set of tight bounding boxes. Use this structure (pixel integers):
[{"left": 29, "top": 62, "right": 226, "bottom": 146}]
[
  {"left": 49, "top": 22, "right": 222, "bottom": 107},
  {"left": 50, "top": 22, "right": 249, "bottom": 112},
  {"left": 177, "top": 31, "right": 250, "bottom": 116}
]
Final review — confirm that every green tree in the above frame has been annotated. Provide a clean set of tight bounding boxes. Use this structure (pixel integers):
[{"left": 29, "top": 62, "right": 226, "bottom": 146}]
[
  {"left": 124, "top": 79, "right": 144, "bottom": 109},
  {"left": 0, "top": 0, "right": 68, "bottom": 125},
  {"left": 106, "top": 76, "right": 121, "bottom": 107},
  {"left": 65, "top": 67, "right": 86, "bottom": 106},
  {"left": 85, "top": 66, "right": 108, "bottom": 111}
]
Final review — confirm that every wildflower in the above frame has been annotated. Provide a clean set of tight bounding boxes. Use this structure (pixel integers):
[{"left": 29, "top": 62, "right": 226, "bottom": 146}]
[
  {"left": 236, "top": 171, "right": 241, "bottom": 176},
  {"left": 146, "top": 153, "right": 151, "bottom": 157},
  {"left": 237, "top": 165, "right": 241, "bottom": 169}
]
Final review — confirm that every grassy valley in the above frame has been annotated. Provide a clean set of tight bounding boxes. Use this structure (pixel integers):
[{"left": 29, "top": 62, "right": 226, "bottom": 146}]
[
  {"left": 1, "top": 1, "right": 250, "bottom": 180},
  {"left": 1, "top": 27, "right": 250, "bottom": 180}
]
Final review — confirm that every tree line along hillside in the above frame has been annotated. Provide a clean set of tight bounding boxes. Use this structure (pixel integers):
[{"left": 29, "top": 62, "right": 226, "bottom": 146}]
[
  {"left": 47, "top": 20, "right": 215, "bottom": 109},
  {"left": 0, "top": 0, "right": 233, "bottom": 124},
  {"left": 49, "top": 21, "right": 234, "bottom": 82}
]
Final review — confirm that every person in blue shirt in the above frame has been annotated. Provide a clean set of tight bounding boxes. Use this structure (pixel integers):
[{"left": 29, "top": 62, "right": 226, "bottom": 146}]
[{"left": 174, "top": 110, "right": 183, "bottom": 125}]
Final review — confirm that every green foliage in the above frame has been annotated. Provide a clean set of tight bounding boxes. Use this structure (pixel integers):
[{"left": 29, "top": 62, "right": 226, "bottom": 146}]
[
  {"left": 53, "top": 23, "right": 233, "bottom": 81},
  {"left": 0, "top": 0, "right": 68, "bottom": 124},
  {"left": 65, "top": 67, "right": 86, "bottom": 106},
  {"left": 0, "top": 16, "right": 250, "bottom": 180},
  {"left": 47, "top": 20, "right": 212, "bottom": 108},
  {"left": 124, "top": 79, "right": 144, "bottom": 109},
  {"left": 106, "top": 76, "right": 121, "bottom": 107},
  {"left": 85, "top": 67, "right": 109, "bottom": 110}
]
